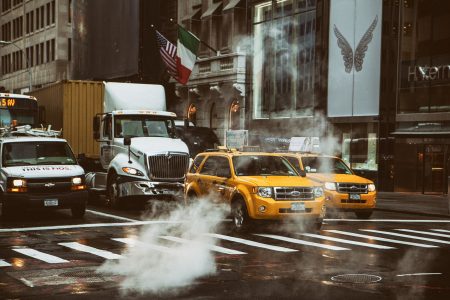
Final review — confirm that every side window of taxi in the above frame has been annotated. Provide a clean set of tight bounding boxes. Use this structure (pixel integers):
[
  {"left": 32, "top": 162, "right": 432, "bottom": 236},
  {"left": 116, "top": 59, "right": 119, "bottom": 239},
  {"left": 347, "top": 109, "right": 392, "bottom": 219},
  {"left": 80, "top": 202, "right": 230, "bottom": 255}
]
[
  {"left": 200, "top": 156, "right": 231, "bottom": 177},
  {"left": 189, "top": 155, "right": 205, "bottom": 173},
  {"left": 284, "top": 156, "right": 302, "bottom": 174}
]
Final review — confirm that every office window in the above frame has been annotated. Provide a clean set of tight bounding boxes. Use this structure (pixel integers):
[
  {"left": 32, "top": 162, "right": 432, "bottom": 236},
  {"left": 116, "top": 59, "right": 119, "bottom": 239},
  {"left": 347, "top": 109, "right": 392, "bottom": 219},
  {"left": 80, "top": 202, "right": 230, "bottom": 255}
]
[
  {"left": 46, "top": 40, "right": 50, "bottom": 62},
  {"left": 40, "top": 42, "right": 44, "bottom": 64},
  {"left": 2, "top": 0, "right": 11, "bottom": 13},
  {"left": 30, "top": 11, "right": 34, "bottom": 32},
  {"left": 46, "top": 3, "right": 51, "bottom": 26},
  {"left": 68, "top": 38, "right": 71, "bottom": 61},
  {"left": 40, "top": 6, "right": 45, "bottom": 28},
  {"left": 36, "top": 8, "right": 40, "bottom": 29},
  {"left": 35, "top": 44, "right": 40, "bottom": 65},
  {"left": 68, "top": 0, "right": 72, "bottom": 23},
  {"left": 51, "top": 0, "right": 55, "bottom": 24},
  {"left": 51, "top": 39, "right": 55, "bottom": 61}
]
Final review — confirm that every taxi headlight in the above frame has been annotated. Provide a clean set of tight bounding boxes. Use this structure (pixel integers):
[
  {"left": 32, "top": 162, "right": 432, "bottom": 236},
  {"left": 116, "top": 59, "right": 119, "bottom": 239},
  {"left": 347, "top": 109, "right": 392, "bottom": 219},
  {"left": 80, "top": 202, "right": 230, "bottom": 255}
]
[
  {"left": 324, "top": 182, "right": 336, "bottom": 191},
  {"left": 72, "top": 177, "right": 83, "bottom": 185},
  {"left": 314, "top": 187, "right": 324, "bottom": 198},
  {"left": 12, "top": 179, "right": 26, "bottom": 187},
  {"left": 257, "top": 187, "right": 273, "bottom": 198},
  {"left": 122, "top": 167, "right": 144, "bottom": 176},
  {"left": 368, "top": 183, "right": 376, "bottom": 192}
]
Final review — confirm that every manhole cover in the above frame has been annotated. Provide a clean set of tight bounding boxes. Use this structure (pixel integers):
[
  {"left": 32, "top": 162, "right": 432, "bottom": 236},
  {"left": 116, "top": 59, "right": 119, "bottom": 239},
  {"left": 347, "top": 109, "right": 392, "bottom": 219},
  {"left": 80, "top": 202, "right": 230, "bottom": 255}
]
[{"left": 331, "top": 274, "right": 382, "bottom": 284}]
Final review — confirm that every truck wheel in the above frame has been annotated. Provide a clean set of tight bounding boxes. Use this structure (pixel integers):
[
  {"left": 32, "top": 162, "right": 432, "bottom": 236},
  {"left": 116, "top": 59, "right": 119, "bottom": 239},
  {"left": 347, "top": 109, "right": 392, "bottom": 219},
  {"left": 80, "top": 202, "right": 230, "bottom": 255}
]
[
  {"left": 355, "top": 210, "right": 373, "bottom": 219},
  {"left": 231, "top": 198, "right": 251, "bottom": 231},
  {"left": 71, "top": 204, "right": 86, "bottom": 218},
  {"left": 107, "top": 173, "right": 121, "bottom": 209}
]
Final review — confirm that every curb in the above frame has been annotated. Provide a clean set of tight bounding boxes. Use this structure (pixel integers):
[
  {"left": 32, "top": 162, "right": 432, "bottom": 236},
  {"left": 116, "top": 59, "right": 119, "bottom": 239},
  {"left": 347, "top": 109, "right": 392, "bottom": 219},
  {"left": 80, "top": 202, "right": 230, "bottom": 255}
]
[{"left": 374, "top": 207, "right": 450, "bottom": 219}]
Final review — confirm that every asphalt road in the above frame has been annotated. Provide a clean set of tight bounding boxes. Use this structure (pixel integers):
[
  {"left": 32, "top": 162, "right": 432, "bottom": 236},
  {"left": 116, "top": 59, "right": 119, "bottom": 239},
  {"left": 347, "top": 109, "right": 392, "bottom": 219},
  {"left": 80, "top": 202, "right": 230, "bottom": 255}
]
[{"left": 1, "top": 200, "right": 450, "bottom": 300}]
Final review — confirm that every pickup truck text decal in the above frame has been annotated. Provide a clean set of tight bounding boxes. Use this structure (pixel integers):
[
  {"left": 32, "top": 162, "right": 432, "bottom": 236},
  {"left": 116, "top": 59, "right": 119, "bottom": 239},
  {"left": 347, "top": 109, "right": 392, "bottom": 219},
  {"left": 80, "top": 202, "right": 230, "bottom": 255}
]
[{"left": 21, "top": 166, "right": 72, "bottom": 172}]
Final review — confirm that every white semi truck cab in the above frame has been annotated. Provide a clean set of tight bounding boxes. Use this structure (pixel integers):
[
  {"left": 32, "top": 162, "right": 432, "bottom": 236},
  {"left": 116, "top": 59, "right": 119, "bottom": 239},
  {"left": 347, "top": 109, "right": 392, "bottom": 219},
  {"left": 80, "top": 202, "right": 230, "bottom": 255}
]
[{"left": 85, "top": 82, "right": 190, "bottom": 206}]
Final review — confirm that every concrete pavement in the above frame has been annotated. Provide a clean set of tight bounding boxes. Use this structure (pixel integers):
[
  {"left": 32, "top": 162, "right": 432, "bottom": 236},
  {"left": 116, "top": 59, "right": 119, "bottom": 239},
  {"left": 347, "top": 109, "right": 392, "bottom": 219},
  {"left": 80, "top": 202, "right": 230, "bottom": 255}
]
[{"left": 375, "top": 191, "right": 450, "bottom": 218}]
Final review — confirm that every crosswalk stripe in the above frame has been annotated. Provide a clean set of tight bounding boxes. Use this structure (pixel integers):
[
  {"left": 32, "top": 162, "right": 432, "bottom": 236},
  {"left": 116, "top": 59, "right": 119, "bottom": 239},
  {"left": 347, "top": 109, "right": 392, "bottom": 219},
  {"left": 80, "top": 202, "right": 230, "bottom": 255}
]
[
  {"left": 0, "top": 259, "right": 11, "bottom": 267},
  {"left": 256, "top": 234, "right": 350, "bottom": 251},
  {"left": 395, "top": 229, "right": 450, "bottom": 238},
  {"left": 300, "top": 233, "right": 395, "bottom": 249},
  {"left": 112, "top": 238, "right": 177, "bottom": 254},
  {"left": 325, "top": 230, "right": 438, "bottom": 248},
  {"left": 12, "top": 248, "right": 69, "bottom": 263},
  {"left": 160, "top": 236, "right": 246, "bottom": 255},
  {"left": 205, "top": 233, "right": 297, "bottom": 252},
  {"left": 432, "top": 229, "right": 450, "bottom": 233},
  {"left": 58, "top": 242, "right": 122, "bottom": 260},
  {"left": 361, "top": 230, "right": 450, "bottom": 245}
]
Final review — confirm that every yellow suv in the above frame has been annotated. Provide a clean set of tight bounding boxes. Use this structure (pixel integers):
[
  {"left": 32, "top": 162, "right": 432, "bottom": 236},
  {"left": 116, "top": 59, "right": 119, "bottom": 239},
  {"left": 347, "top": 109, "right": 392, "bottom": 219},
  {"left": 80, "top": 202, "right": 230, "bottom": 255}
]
[
  {"left": 281, "top": 153, "right": 376, "bottom": 219},
  {"left": 185, "top": 149, "right": 326, "bottom": 230}
]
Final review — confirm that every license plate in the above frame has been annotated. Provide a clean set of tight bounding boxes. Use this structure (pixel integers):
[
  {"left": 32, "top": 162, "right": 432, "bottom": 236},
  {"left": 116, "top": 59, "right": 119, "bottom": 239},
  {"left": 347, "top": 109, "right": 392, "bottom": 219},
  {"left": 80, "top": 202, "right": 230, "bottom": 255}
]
[
  {"left": 349, "top": 194, "right": 361, "bottom": 200},
  {"left": 44, "top": 199, "right": 58, "bottom": 206},
  {"left": 291, "top": 202, "right": 305, "bottom": 211}
]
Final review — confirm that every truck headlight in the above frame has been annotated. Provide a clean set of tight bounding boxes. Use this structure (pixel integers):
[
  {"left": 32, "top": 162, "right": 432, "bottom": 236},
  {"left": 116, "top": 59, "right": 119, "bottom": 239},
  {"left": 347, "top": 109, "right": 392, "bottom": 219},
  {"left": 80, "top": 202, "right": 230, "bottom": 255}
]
[
  {"left": 368, "top": 183, "right": 376, "bottom": 192},
  {"left": 122, "top": 167, "right": 144, "bottom": 176},
  {"left": 7, "top": 178, "right": 27, "bottom": 192},
  {"left": 12, "top": 179, "right": 26, "bottom": 187},
  {"left": 324, "top": 182, "right": 336, "bottom": 191},
  {"left": 314, "top": 187, "right": 324, "bottom": 198},
  {"left": 257, "top": 187, "right": 273, "bottom": 198},
  {"left": 71, "top": 176, "right": 86, "bottom": 190},
  {"left": 72, "top": 177, "right": 83, "bottom": 185}
]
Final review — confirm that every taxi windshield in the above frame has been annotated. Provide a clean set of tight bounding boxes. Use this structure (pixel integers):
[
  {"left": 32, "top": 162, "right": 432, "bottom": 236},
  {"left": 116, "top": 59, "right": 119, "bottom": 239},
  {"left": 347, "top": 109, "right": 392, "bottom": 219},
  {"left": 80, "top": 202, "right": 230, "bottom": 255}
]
[
  {"left": 233, "top": 155, "right": 297, "bottom": 176},
  {"left": 2, "top": 141, "right": 77, "bottom": 167},
  {"left": 301, "top": 156, "right": 353, "bottom": 174}
]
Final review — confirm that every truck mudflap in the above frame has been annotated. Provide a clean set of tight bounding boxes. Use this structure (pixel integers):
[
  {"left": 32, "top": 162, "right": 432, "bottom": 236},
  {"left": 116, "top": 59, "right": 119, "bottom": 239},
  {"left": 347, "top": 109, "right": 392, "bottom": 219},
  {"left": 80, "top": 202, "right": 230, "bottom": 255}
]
[{"left": 117, "top": 180, "right": 184, "bottom": 199}]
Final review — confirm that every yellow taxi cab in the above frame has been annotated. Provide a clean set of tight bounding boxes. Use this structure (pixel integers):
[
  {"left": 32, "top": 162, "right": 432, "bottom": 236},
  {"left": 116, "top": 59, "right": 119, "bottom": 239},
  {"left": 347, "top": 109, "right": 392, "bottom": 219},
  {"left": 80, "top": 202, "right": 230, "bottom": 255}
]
[
  {"left": 280, "top": 153, "right": 376, "bottom": 219},
  {"left": 185, "top": 149, "right": 326, "bottom": 230}
]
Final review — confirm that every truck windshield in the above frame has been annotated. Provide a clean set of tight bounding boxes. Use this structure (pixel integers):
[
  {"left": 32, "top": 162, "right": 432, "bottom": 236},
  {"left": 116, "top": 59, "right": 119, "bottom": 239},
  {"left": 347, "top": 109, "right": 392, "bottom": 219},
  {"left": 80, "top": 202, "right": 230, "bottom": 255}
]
[
  {"left": 2, "top": 141, "right": 77, "bottom": 167},
  {"left": 233, "top": 155, "right": 297, "bottom": 176},
  {"left": 114, "top": 115, "right": 175, "bottom": 138},
  {"left": 301, "top": 157, "right": 353, "bottom": 174}
]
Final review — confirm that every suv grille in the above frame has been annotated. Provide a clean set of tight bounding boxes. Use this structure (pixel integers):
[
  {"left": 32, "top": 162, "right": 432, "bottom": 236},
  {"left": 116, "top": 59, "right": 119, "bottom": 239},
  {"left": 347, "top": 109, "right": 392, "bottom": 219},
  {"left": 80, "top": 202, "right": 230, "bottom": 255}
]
[
  {"left": 27, "top": 177, "right": 72, "bottom": 194},
  {"left": 274, "top": 187, "right": 314, "bottom": 201},
  {"left": 148, "top": 152, "right": 189, "bottom": 181},
  {"left": 337, "top": 183, "right": 368, "bottom": 194}
]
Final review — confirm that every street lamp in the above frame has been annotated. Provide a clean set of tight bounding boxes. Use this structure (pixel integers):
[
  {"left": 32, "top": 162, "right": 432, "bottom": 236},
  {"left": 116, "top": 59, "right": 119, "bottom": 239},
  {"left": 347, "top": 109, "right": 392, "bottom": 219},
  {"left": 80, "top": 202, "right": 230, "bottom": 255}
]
[{"left": 0, "top": 40, "right": 32, "bottom": 92}]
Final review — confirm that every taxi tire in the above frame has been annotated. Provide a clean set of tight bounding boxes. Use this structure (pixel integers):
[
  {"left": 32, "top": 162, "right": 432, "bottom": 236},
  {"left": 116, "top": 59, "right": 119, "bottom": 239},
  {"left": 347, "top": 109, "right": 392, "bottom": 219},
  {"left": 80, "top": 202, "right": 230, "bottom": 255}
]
[
  {"left": 71, "top": 204, "right": 86, "bottom": 218},
  {"left": 231, "top": 198, "right": 251, "bottom": 231},
  {"left": 355, "top": 210, "right": 373, "bottom": 219}
]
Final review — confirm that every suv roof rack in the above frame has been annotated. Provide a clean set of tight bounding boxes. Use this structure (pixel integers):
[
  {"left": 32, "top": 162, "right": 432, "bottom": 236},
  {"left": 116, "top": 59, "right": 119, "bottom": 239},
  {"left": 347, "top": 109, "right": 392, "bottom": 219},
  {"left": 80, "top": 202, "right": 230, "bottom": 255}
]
[{"left": 0, "top": 124, "right": 61, "bottom": 138}]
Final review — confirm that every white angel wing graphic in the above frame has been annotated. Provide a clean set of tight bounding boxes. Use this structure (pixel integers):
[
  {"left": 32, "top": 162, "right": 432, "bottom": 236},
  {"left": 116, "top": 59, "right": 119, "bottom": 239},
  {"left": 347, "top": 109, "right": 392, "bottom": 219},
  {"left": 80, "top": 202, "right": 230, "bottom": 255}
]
[
  {"left": 354, "top": 15, "right": 378, "bottom": 72},
  {"left": 333, "top": 15, "right": 378, "bottom": 73},
  {"left": 333, "top": 25, "right": 353, "bottom": 73}
]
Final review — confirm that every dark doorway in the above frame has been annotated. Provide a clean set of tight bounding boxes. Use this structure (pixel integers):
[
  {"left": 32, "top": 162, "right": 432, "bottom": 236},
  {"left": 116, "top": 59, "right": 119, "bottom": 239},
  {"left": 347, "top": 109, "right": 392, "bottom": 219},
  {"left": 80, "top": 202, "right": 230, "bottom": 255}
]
[{"left": 422, "top": 145, "right": 447, "bottom": 194}]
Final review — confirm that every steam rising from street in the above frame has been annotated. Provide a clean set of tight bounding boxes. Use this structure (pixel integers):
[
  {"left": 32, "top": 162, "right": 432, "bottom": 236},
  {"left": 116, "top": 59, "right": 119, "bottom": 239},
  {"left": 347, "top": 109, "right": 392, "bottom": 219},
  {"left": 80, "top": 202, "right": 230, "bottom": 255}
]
[{"left": 98, "top": 198, "right": 227, "bottom": 296}]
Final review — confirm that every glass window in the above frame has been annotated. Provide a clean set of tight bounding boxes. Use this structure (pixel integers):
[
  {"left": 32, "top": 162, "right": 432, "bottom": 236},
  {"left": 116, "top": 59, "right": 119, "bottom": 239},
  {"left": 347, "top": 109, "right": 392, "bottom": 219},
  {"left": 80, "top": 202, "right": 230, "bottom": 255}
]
[
  {"left": 340, "top": 123, "right": 378, "bottom": 171},
  {"left": 200, "top": 156, "right": 230, "bottom": 177},
  {"left": 233, "top": 155, "right": 297, "bottom": 176},
  {"left": 301, "top": 156, "right": 352, "bottom": 174},
  {"left": 283, "top": 156, "right": 303, "bottom": 174},
  {"left": 2, "top": 142, "right": 77, "bottom": 166},
  {"left": 189, "top": 155, "right": 205, "bottom": 173},
  {"left": 113, "top": 115, "right": 175, "bottom": 138}
]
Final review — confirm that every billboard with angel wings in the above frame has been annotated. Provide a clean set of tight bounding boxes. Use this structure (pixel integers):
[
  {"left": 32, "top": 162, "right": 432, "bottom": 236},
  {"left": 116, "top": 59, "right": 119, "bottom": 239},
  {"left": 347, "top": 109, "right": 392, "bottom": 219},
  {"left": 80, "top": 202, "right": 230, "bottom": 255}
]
[{"left": 327, "top": 0, "right": 382, "bottom": 117}]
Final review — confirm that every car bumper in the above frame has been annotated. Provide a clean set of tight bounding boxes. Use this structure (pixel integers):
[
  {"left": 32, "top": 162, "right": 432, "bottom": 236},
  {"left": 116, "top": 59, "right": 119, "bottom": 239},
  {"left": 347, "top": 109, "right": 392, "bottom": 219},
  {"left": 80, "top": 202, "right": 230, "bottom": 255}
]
[
  {"left": 1, "top": 190, "right": 88, "bottom": 209},
  {"left": 324, "top": 191, "right": 376, "bottom": 210},
  {"left": 117, "top": 180, "right": 184, "bottom": 199}
]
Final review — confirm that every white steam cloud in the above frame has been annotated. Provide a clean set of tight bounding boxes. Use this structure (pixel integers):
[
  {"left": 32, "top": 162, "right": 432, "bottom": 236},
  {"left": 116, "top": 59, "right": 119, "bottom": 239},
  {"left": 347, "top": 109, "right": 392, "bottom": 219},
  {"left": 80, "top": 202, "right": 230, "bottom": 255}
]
[{"left": 98, "top": 198, "right": 228, "bottom": 296}]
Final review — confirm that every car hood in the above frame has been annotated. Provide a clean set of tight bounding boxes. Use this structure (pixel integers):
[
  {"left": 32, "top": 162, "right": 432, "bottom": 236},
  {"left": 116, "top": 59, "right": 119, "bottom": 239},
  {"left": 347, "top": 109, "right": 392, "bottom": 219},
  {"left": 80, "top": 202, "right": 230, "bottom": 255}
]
[
  {"left": 3, "top": 165, "right": 85, "bottom": 178},
  {"left": 129, "top": 137, "right": 189, "bottom": 155},
  {"left": 237, "top": 176, "right": 321, "bottom": 187},
  {"left": 306, "top": 173, "right": 373, "bottom": 184}
]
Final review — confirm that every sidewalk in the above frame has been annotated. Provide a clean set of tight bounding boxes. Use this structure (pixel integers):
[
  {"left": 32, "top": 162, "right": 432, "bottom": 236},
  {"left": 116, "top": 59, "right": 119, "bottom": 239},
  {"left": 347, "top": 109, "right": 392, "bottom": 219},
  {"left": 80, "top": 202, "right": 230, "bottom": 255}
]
[{"left": 375, "top": 192, "right": 450, "bottom": 218}]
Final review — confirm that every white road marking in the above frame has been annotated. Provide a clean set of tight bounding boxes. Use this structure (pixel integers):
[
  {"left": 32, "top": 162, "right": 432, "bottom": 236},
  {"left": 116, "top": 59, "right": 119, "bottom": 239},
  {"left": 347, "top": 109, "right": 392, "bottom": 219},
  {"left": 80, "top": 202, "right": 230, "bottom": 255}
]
[
  {"left": 160, "top": 236, "right": 246, "bottom": 255},
  {"left": 206, "top": 233, "right": 297, "bottom": 252},
  {"left": 86, "top": 210, "right": 139, "bottom": 222},
  {"left": 325, "top": 230, "right": 438, "bottom": 248},
  {"left": 432, "top": 229, "right": 450, "bottom": 233},
  {"left": 300, "top": 233, "right": 395, "bottom": 249},
  {"left": 58, "top": 242, "right": 122, "bottom": 259},
  {"left": 112, "top": 238, "right": 176, "bottom": 254},
  {"left": 12, "top": 248, "right": 69, "bottom": 264},
  {"left": 20, "top": 277, "right": 34, "bottom": 287},
  {"left": 395, "top": 229, "right": 450, "bottom": 238},
  {"left": 325, "top": 219, "right": 450, "bottom": 223},
  {"left": 0, "top": 259, "right": 11, "bottom": 267},
  {"left": 396, "top": 273, "right": 442, "bottom": 277},
  {"left": 256, "top": 234, "right": 350, "bottom": 251},
  {"left": 361, "top": 229, "right": 450, "bottom": 245}
]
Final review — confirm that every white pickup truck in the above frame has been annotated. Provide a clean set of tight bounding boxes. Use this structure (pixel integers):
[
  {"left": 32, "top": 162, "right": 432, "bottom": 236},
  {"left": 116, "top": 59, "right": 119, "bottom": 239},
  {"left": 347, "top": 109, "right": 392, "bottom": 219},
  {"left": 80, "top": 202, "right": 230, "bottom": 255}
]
[{"left": 0, "top": 127, "right": 87, "bottom": 218}]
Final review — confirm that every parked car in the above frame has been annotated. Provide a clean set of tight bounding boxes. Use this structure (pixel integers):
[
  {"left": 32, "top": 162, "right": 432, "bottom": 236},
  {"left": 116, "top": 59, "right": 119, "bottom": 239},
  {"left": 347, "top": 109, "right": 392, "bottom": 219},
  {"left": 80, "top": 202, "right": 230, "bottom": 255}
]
[
  {"left": 280, "top": 152, "right": 376, "bottom": 219},
  {"left": 175, "top": 120, "right": 220, "bottom": 157},
  {"left": 185, "top": 149, "right": 325, "bottom": 230}
]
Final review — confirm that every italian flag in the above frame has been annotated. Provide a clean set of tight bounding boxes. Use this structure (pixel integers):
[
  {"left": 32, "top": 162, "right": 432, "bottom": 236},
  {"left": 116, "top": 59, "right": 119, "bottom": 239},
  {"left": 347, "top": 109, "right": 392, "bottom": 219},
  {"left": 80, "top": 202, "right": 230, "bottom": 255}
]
[{"left": 176, "top": 26, "right": 200, "bottom": 85}]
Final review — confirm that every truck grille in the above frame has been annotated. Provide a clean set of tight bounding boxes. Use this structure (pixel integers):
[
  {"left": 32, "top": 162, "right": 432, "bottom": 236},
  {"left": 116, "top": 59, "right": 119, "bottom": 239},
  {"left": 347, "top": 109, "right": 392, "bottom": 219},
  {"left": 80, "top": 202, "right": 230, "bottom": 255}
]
[
  {"left": 148, "top": 152, "right": 189, "bottom": 181},
  {"left": 337, "top": 183, "right": 368, "bottom": 194},
  {"left": 26, "top": 177, "right": 72, "bottom": 194},
  {"left": 273, "top": 187, "right": 315, "bottom": 201}
]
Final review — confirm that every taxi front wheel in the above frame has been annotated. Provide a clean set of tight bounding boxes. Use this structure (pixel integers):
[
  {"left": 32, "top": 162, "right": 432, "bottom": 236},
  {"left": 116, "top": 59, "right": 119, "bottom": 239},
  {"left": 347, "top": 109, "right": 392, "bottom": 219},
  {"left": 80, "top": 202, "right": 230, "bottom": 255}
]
[{"left": 231, "top": 199, "right": 251, "bottom": 231}]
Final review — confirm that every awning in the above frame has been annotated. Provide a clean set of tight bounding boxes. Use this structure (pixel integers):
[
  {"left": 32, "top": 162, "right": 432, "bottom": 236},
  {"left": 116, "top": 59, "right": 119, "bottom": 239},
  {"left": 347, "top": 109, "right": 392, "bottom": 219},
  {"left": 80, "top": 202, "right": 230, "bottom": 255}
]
[
  {"left": 223, "top": 0, "right": 242, "bottom": 11},
  {"left": 391, "top": 131, "right": 450, "bottom": 136},
  {"left": 182, "top": 8, "right": 201, "bottom": 22},
  {"left": 201, "top": 2, "right": 222, "bottom": 19}
]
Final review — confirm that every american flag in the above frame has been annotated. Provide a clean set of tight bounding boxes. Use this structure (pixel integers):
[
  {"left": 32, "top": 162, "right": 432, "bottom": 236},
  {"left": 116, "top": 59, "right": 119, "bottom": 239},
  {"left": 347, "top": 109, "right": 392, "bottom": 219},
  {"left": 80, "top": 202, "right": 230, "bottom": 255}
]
[{"left": 155, "top": 30, "right": 178, "bottom": 79}]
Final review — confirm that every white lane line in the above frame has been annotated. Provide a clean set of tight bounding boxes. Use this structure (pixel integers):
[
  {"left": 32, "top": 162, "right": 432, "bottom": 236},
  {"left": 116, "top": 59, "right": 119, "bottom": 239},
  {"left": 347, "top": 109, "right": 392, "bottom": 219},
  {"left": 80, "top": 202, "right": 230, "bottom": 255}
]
[
  {"left": 396, "top": 273, "right": 442, "bottom": 277},
  {"left": 58, "top": 242, "right": 122, "bottom": 260},
  {"left": 325, "top": 230, "right": 438, "bottom": 248},
  {"left": 12, "top": 248, "right": 69, "bottom": 264},
  {"left": 0, "top": 259, "right": 11, "bottom": 267},
  {"left": 112, "top": 238, "right": 176, "bottom": 255},
  {"left": 361, "top": 229, "right": 450, "bottom": 245},
  {"left": 0, "top": 220, "right": 182, "bottom": 233},
  {"left": 395, "top": 229, "right": 450, "bottom": 238},
  {"left": 86, "top": 210, "right": 139, "bottom": 222},
  {"left": 256, "top": 234, "right": 350, "bottom": 251},
  {"left": 20, "top": 277, "right": 34, "bottom": 287},
  {"left": 160, "top": 236, "right": 246, "bottom": 255},
  {"left": 205, "top": 233, "right": 297, "bottom": 253},
  {"left": 325, "top": 219, "right": 450, "bottom": 223},
  {"left": 432, "top": 229, "right": 450, "bottom": 233},
  {"left": 300, "top": 233, "right": 395, "bottom": 250}
]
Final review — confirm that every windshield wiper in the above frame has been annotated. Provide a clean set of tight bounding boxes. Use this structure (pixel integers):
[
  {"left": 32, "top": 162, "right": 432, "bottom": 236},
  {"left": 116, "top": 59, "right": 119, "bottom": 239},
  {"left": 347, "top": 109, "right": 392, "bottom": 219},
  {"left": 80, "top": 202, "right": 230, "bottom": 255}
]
[
  {"left": 5, "top": 161, "right": 32, "bottom": 166},
  {"left": 36, "top": 161, "right": 64, "bottom": 165}
]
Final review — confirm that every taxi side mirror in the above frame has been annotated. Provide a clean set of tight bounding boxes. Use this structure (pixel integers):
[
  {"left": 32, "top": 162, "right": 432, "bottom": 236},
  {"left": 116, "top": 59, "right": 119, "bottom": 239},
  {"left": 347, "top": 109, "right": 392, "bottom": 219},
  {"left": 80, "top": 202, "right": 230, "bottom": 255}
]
[{"left": 298, "top": 169, "right": 307, "bottom": 177}]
